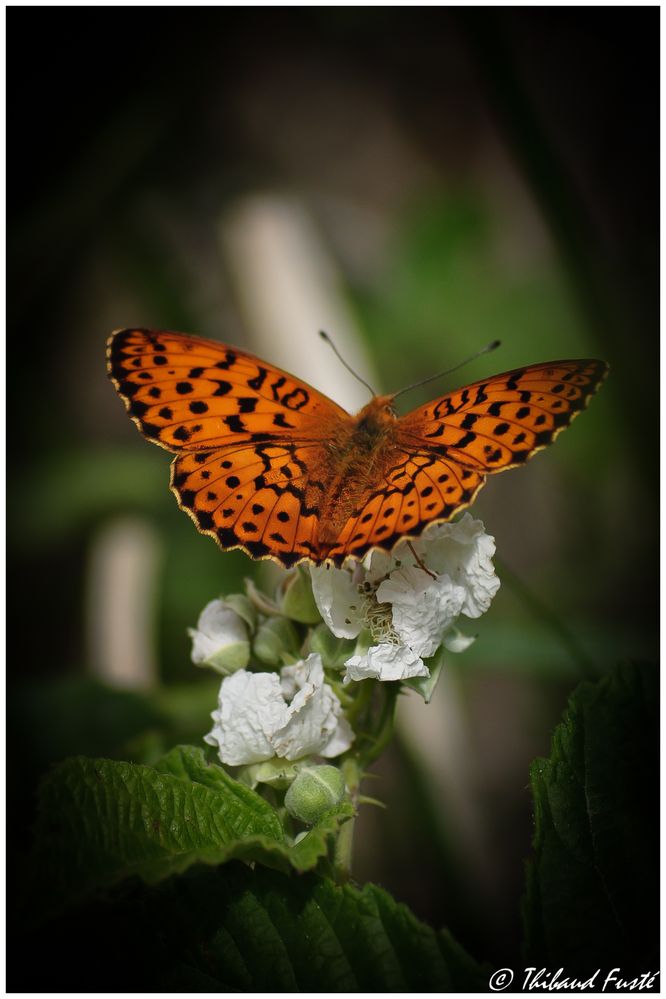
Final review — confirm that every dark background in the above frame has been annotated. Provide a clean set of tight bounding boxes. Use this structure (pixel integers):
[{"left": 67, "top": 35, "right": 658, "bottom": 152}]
[{"left": 8, "top": 6, "right": 658, "bottom": 978}]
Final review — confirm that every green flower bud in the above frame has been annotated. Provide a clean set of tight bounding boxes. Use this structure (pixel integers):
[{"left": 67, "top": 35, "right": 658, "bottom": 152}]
[
  {"left": 284, "top": 764, "right": 346, "bottom": 825},
  {"left": 310, "top": 623, "right": 356, "bottom": 670},
  {"left": 252, "top": 617, "right": 301, "bottom": 667},
  {"left": 280, "top": 567, "right": 321, "bottom": 624}
]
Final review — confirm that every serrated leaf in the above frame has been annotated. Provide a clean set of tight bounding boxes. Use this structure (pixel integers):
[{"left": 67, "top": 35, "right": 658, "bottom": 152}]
[
  {"left": 523, "top": 661, "right": 658, "bottom": 978},
  {"left": 31, "top": 746, "right": 353, "bottom": 914},
  {"left": 16, "top": 862, "right": 488, "bottom": 991}
]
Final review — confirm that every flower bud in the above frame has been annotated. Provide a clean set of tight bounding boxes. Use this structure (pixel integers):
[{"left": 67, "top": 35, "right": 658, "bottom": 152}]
[
  {"left": 188, "top": 599, "right": 250, "bottom": 675},
  {"left": 284, "top": 764, "right": 346, "bottom": 825},
  {"left": 252, "top": 617, "right": 301, "bottom": 667},
  {"left": 280, "top": 567, "right": 321, "bottom": 624}
]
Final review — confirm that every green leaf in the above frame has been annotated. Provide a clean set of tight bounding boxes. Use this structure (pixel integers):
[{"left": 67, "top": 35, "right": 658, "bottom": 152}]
[
  {"left": 31, "top": 746, "right": 353, "bottom": 914},
  {"left": 16, "top": 862, "right": 488, "bottom": 991},
  {"left": 523, "top": 661, "right": 658, "bottom": 978}
]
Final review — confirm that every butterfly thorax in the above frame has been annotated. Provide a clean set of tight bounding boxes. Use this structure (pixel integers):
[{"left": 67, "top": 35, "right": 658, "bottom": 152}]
[{"left": 316, "top": 396, "right": 398, "bottom": 550}]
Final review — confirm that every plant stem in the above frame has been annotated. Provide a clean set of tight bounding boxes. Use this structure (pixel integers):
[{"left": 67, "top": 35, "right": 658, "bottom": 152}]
[
  {"left": 333, "top": 756, "right": 362, "bottom": 881},
  {"left": 361, "top": 683, "right": 400, "bottom": 766},
  {"left": 334, "top": 685, "right": 400, "bottom": 881}
]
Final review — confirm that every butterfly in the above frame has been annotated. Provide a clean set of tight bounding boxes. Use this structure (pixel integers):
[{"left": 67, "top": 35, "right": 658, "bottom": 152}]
[{"left": 108, "top": 328, "right": 608, "bottom": 568}]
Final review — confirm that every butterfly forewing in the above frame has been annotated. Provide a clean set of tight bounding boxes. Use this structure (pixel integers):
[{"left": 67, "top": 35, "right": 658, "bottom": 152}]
[
  {"left": 399, "top": 359, "right": 609, "bottom": 472},
  {"left": 108, "top": 328, "right": 348, "bottom": 451},
  {"left": 109, "top": 330, "right": 608, "bottom": 567}
]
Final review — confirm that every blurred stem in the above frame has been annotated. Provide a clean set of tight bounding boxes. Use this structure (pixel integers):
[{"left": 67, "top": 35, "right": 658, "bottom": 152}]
[{"left": 496, "top": 557, "right": 596, "bottom": 679}]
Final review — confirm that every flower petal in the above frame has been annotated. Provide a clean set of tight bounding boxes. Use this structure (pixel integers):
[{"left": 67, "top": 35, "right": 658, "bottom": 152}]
[
  {"left": 309, "top": 565, "right": 363, "bottom": 639},
  {"left": 376, "top": 565, "right": 466, "bottom": 658},
  {"left": 273, "top": 653, "right": 353, "bottom": 760},
  {"left": 344, "top": 643, "right": 428, "bottom": 683},
  {"left": 420, "top": 514, "right": 500, "bottom": 618}
]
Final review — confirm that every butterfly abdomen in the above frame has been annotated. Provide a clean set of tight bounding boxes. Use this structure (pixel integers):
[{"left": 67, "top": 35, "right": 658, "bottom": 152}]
[{"left": 317, "top": 399, "right": 399, "bottom": 550}]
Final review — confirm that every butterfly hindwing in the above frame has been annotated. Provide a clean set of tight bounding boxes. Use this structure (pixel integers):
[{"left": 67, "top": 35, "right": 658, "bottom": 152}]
[
  {"left": 171, "top": 443, "right": 323, "bottom": 568},
  {"left": 325, "top": 453, "right": 486, "bottom": 562}
]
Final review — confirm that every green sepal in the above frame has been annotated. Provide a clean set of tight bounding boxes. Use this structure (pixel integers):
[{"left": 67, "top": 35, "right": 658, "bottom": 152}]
[
  {"left": 238, "top": 757, "right": 300, "bottom": 790},
  {"left": 310, "top": 623, "right": 356, "bottom": 670},
  {"left": 252, "top": 617, "right": 301, "bottom": 667},
  {"left": 199, "top": 641, "right": 250, "bottom": 675},
  {"left": 245, "top": 577, "right": 280, "bottom": 616},
  {"left": 223, "top": 593, "right": 258, "bottom": 633},
  {"left": 403, "top": 646, "right": 445, "bottom": 702},
  {"left": 280, "top": 566, "right": 321, "bottom": 624}
]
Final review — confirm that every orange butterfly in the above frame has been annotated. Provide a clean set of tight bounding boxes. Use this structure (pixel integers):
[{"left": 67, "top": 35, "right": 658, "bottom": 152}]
[{"left": 108, "top": 328, "right": 608, "bottom": 568}]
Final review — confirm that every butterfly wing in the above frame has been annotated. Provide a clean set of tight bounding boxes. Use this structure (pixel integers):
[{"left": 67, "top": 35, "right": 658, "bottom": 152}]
[
  {"left": 108, "top": 328, "right": 350, "bottom": 567},
  {"left": 109, "top": 336, "right": 608, "bottom": 567},
  {"left": 323, "top": 449, "right": 486, "bottom": 564},
  {"left": 323, "top": 359, "right": 608, "bottom": 563},
  {"left": 399, "top": 359, "right": 608, "bottom": 470}
]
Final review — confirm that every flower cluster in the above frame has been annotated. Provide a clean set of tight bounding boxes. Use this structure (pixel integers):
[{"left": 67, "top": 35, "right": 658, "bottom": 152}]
[{"left": 190, "top": 513, "right": 500, "bottom": 776}]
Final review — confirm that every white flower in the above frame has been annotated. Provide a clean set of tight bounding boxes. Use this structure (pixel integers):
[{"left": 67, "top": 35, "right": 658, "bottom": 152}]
[
  {"left": 310, "top": 514, "right": 500, "bottom": 683},
  {"left": 204, "top": 653, "right": 353, "bottom": 766},
  {"left": 189, "top": 599, "right": 250, "bottom": 674}
]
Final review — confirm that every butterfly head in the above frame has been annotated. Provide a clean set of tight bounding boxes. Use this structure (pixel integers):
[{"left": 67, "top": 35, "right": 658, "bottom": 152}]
[{"left": 354, "top": 393, "right": 398, "bottom": 429}]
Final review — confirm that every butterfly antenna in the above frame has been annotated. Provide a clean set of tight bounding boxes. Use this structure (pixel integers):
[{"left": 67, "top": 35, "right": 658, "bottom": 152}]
[
  {"left": 392, "top": 339, "right": 501, "bottom": 401},
  {"left": 319, "top": 330, "right": 376, "bottom": 397}
]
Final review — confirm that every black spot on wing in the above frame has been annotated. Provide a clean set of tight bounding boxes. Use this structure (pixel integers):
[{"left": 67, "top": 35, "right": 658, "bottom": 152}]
[
  {"left": 273, "top": 413, "right": 296, "bottom": 429},
  {"left": 225, "top": 415, "right": 246, "bottom": 433}
]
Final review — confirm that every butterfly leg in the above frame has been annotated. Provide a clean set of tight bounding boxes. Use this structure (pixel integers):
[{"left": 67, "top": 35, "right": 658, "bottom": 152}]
[{"left": 407, "top": 541, "right": 437, "bottom": 580}]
